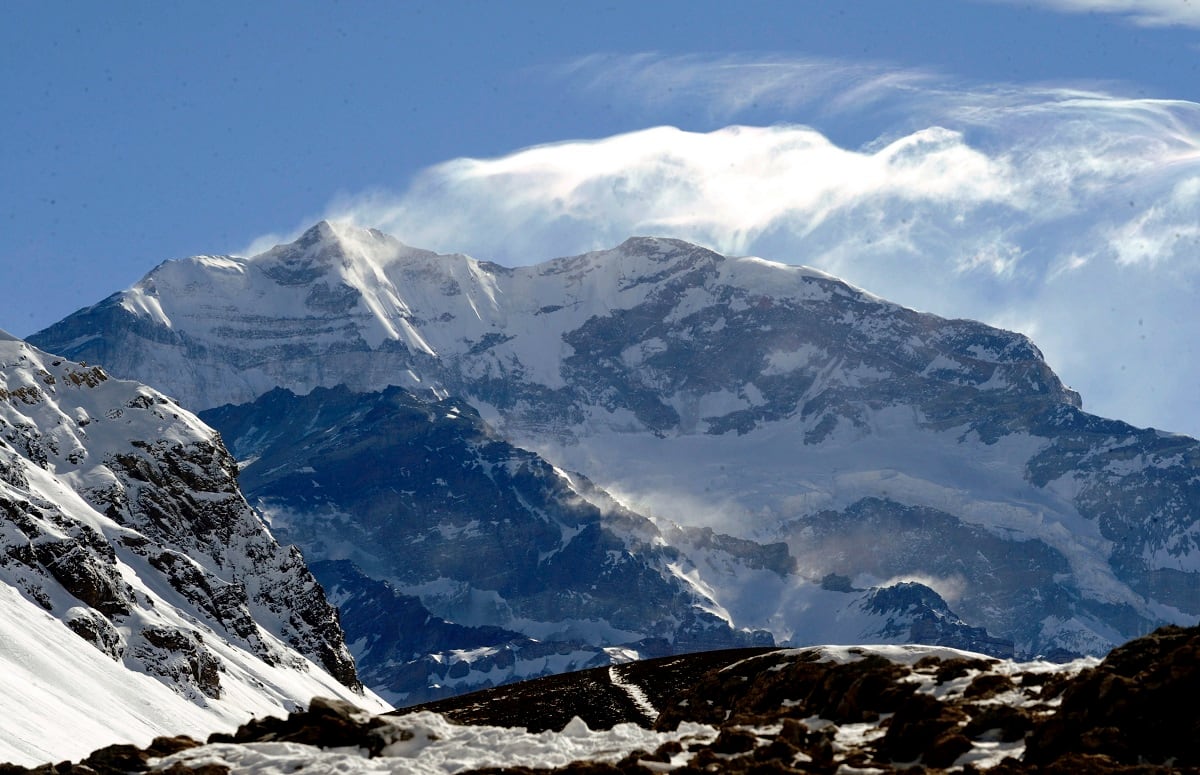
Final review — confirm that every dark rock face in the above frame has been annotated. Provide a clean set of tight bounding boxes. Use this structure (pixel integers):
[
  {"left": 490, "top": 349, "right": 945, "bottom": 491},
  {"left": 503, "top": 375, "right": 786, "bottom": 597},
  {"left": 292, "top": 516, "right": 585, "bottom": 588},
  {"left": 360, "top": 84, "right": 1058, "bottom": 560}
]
[
  {"left": 28, "top": 523, "right": 132, "bottom": 618},
  {"left": 1024, "top": 624, "right": 1200, "bottom": 768},
  {"left": 135, "top": 627, "right": 223, "bottom": 699},
  {"left": 862, "top": 581, "right": 1015, "bottom": 658},
  {"left": 201, "top": 386, "right": 775, "bottom": 701},
  {"left": 550, "top": 240, "right": 1078, "bottom": 442},
  {"left": 1025, "top": 409, "right": 1200, "bottom": 618},
  {"left": 84, "top": 420, "right": 362, "bottom": 691},
  {"left": 796, "top": 499, "right": 1073, "bottom": 657}
]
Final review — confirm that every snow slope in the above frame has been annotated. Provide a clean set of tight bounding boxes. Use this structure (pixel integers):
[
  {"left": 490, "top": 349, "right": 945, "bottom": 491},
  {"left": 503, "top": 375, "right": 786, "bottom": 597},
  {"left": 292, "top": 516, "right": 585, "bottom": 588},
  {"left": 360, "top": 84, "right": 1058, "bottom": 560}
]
[
  {"left": 161, "top": 712, "right": 717, "bottom": 775},
  {"left": 0, "top": 581, "right": 380, "bottom": 766}
]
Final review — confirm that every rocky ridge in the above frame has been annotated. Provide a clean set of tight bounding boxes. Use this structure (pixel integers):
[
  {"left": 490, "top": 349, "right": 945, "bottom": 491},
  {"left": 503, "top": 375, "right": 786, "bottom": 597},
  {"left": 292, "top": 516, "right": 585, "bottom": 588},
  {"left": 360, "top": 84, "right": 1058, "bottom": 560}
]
[{"left": 0, "top": 331, "right": 383, "bottom": 765}]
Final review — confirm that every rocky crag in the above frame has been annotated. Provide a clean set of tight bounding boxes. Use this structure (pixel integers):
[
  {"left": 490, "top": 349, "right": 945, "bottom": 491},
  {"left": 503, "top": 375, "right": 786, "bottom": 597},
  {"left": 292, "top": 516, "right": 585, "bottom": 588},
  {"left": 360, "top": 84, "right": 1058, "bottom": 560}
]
[{"left": 0, "top": 331, "right": 383, "bottom": 765}]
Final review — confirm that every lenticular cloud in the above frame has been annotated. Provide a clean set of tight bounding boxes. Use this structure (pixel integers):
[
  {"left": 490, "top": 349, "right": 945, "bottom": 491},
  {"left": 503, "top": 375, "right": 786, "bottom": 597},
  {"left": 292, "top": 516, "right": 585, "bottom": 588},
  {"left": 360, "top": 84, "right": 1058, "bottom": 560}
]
[{"left": 317, "top": 92, "right": 1200, "bottom": 438}]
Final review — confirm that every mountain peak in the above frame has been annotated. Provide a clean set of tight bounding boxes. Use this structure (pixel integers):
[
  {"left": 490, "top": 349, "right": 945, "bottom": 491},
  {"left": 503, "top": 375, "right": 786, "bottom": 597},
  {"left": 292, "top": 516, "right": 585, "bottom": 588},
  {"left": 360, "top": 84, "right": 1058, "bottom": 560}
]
[
  {"left": 294, "top": 218, "right": 339, "bottom": 247},
  {"left": 613, "top": 235, "right": 724, "bottom": 263},
  {"left": 278, "top": 219, "right": 401, "bottom": 260},
  {"left": 245, "top": 220, "right": 420, "bottom": 291},
  {"left": 274, "top": 220, "right": 352, "bottom": 262}
]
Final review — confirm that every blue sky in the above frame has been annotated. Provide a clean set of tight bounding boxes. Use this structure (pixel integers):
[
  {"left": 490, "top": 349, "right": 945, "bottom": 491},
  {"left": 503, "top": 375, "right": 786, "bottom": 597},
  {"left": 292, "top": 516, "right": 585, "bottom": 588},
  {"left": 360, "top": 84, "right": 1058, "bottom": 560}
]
[{"left": 3, "top": 1, "right": 1200, "bottom": 436}]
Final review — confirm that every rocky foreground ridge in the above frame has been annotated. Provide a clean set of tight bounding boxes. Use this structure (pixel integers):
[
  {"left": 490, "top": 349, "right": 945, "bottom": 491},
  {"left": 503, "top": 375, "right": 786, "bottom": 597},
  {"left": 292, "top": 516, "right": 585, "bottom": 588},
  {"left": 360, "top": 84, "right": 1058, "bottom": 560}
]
[{"left": 6, "top": 624, "right": 1197, "bottom": 774}]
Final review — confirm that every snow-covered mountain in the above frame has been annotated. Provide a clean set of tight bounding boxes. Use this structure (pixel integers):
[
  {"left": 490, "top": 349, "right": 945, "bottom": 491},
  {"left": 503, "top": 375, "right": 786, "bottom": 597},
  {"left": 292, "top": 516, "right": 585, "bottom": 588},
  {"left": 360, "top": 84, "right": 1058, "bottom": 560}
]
[
  {"left": 30, "top": 221, "right": 1200, "bottom": 660},
  {"left": 0, "top": 331, "right": 388, "bottom": 765}
]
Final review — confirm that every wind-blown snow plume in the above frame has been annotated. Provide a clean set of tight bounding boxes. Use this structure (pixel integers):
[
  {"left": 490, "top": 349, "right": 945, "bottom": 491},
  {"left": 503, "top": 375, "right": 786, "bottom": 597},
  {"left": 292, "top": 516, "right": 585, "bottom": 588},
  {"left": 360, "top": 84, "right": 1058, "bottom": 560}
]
[{"left": 287, "top": 76, "right": 1200, "bottom": 437}]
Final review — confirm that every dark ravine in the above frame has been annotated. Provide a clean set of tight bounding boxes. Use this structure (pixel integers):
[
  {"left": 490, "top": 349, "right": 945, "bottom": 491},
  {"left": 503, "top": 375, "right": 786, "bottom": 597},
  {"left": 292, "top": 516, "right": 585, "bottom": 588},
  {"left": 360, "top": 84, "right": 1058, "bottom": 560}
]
[
  {"left": 6, "top": 624, "right": 1198, "bottom": 774},
  {"left": 310, "top": 558, "right": 622, "bottom": 706}
]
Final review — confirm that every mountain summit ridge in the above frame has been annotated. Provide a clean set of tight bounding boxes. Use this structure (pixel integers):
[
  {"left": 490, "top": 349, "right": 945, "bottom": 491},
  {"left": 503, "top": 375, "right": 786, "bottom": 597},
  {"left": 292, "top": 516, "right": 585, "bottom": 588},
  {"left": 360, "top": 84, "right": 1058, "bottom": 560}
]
[{"left": 37, "top": 221, "right": 1082, "bottom": 415}]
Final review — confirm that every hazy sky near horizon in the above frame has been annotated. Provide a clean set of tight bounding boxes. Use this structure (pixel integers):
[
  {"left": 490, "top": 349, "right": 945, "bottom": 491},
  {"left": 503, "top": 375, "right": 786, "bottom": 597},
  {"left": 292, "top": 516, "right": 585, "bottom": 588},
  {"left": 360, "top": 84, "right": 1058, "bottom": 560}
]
[{"left": 4, "top": 1, "right": 1200, "bottom": 436}]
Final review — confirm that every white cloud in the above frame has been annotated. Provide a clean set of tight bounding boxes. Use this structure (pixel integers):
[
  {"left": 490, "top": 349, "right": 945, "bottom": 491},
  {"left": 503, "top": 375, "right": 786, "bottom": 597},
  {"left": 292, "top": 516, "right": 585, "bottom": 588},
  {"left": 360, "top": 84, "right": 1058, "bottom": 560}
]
[
  {"left": 326, "top": 123, "right": 1027, "bottom": 273},
  {"left": 261, "top": 60, "right": 1200, "bottom": 439},
  {"left": 1106, "top": 176, "right": 1200, "bottom": 266},
  {"left": 985, "top": 0, "right": 1200, "bottom": 29},
  {"left": 957, "top": 242, "right": 1024, "bottom": 278}
]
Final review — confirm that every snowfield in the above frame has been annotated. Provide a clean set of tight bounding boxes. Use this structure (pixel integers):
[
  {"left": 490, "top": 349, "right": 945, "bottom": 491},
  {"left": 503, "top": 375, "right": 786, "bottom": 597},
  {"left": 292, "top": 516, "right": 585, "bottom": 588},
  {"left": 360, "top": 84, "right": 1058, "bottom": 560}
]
[{"left": 156, "top": 712, "right": 717, "bottom": 775}]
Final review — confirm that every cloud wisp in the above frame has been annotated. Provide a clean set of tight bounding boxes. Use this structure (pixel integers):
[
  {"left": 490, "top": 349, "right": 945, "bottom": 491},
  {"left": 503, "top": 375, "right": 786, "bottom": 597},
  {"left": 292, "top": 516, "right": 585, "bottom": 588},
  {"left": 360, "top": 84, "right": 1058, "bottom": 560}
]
[
  {"left": 554, "top": 53, "right": 945, "bottom": 125},
  {"left": 984, "top": 0, "right": 1200, "bottom": 29}
]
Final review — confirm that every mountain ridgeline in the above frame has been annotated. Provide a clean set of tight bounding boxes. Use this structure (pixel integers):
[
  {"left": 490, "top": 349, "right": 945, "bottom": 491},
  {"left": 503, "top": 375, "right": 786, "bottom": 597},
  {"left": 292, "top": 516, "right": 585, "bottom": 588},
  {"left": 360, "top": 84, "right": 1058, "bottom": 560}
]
[{"left": 29, "top": 221, "right": 1200, "bottom": 694}]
